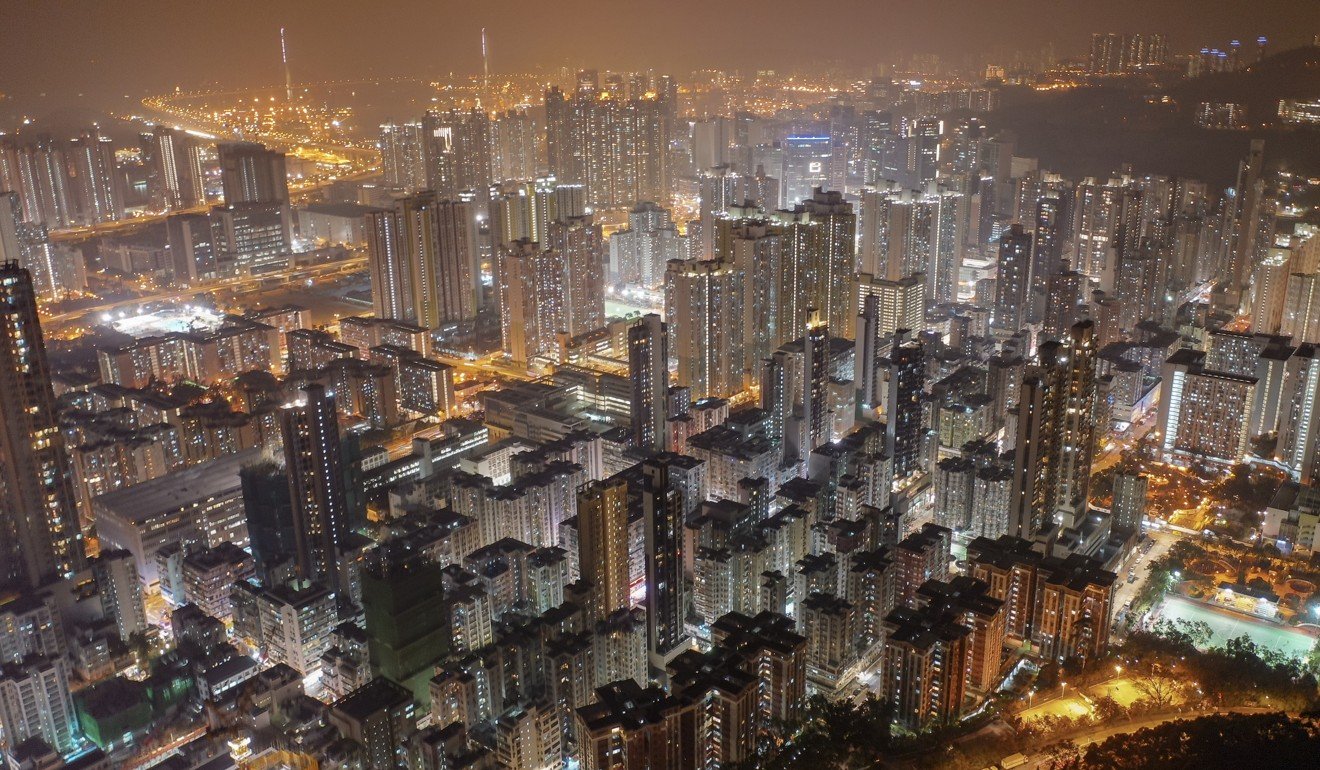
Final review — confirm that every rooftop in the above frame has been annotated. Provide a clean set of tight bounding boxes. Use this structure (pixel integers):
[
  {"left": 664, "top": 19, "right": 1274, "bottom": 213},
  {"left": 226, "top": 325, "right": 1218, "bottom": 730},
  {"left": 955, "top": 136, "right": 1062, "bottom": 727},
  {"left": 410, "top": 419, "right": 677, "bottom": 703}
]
[{"left": 94, "top": 447, "right": 263, "bottom": 522}]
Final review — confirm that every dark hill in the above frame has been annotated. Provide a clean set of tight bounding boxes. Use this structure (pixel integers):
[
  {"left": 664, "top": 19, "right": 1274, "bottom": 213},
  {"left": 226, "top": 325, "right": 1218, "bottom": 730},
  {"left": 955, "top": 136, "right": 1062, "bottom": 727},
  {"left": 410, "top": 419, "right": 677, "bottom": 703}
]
[{"left": 987, "top": 46, "right": 1320, "bottom": 189}]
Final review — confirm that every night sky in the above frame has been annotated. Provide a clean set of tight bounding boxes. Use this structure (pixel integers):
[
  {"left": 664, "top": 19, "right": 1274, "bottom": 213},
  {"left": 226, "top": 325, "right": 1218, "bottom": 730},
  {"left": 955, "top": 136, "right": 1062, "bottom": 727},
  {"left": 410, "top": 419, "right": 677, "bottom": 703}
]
[{"left": 2, "top": 0, "right": 1318, "bottom": 116}]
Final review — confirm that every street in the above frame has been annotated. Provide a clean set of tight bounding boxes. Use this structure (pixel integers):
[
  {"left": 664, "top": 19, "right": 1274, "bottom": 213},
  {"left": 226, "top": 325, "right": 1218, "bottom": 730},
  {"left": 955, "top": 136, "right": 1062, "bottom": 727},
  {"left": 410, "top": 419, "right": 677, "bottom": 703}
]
[
  {"left": 1110, "top": 526, "right": 1180, "bottom": 620},
  {"left": 1017, "top": 707, "right": 1279, "bottom": 769}
]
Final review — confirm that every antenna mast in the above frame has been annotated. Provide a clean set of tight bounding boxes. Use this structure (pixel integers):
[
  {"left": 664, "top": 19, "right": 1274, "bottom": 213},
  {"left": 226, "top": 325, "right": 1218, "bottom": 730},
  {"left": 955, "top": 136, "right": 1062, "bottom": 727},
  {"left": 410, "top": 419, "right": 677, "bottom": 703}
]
[
  {"left": 281, "top": 27, "right": 293, "bottom": 101},
  {"left": 481, "top": 28, "right": 490, "bottom": 108}
]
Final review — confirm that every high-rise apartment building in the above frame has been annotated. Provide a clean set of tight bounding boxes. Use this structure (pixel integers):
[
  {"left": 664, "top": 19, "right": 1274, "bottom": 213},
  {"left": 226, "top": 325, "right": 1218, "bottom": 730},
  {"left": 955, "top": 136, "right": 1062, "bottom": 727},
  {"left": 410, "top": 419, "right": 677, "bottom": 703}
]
[
  {"left": 219, "top": 141, "right": 289, "bottom": 207},
  {"left": 1112, "top": 473, "right": 1148, "bottom": 534},
  {"left": 67, "top": 127, "right": 124, "bottom": 225},
  {"left": 666, "top": 258, "right": 746, "bottom": 400},
  {"left": 0, "top": 656, "right": 79, "bottom": 754},
  {"left": 544, "top": 75, "right": 673, "bottom": 208},
  {"left": 641, "top": 457, "right": 688, "bottom": 668},
  {"left": 0, "top": 193, "right": 82, "bottom": 302},
  {"left": 1088, "top": 33, "right": 1168, "bottom": 73},
  {"left": 491, "top": 108, "right": 538, "bottom": 183},
  {"left": 498, "top": 239, "right": 566, "bottom": 363},
  {"left": 0, "top": 135, "right": 75, "bottom": 229},
  {"left": 629, "top": 314, "right": 669, "bottom": 453},
  {"left": 215, "top": 142, "right": 292, "bottom": 269},
  {"left": 992, "top": 224, "right": 1031, "bottom": 335},
  {"left": 577, "top": 477, "right": 631, "bottom": 621},
  {"left": 859, "top": 182, "right": 962, "bottom": 306},
  {"left": 367, "top": 193, "right": 479, "bottom": 329},
  {"left": 1010, "top": 321, "right": 1098, "bottom": 538},
  {"left": 0, "top": 262, "right": 84, "bottom": 588},
  {"left": 422, "top": 108, "right": 493, "bottom": 196},
  {"left": 883, "top": 330, "right": 926, "bottom": 481},
  {"left": 282, "top": 384, "right": 348, "bottom": 587},
  {"left": 547, "top": 214, "right": 604, "bottom": 336},
  {"left": 378, "top": 121, "right": 427, "bottom": 191},
  {"left": 610, "top": 202, "right": 685, "bottom": 288},
  {"left": 145, "top": 126, "right": 206, "bottom": 210},
  {"left": 1157, "top": 348, "right": 1256, "bottom": 466},
  {"left": 772, "top": 189, "right": 857, "bottom": 338},
  {"left": 1275, "top": 344, "right": 1320, "bottom": 485}
]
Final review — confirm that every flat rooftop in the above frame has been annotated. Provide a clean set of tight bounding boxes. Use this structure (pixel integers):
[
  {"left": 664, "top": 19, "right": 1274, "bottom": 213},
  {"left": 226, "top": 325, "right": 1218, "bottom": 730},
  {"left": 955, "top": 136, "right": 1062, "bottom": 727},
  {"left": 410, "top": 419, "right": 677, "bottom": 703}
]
[{"left": 94, "top": 448, "right": 264, "bottom": 523}]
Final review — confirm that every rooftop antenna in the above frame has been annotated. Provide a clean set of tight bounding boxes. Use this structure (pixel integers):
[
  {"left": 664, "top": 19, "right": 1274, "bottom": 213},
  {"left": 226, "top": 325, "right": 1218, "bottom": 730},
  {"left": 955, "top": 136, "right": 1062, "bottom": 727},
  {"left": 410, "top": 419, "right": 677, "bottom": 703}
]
[
  {"left": 281, "top": 27, "right": 292, "bottom": 101},
  {"left": 481, "top": 27, "right": 490, "bottom": 109}
]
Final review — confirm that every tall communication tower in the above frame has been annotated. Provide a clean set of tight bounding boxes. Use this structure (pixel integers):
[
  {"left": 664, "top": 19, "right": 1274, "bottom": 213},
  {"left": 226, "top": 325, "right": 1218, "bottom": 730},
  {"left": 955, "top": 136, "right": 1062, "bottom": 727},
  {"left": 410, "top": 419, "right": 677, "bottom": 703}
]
[
  {"left": 281, "top": 27, "right": 293, "bottom": 101},
  {"left": 481, "top": 27, "right": 490, "bottom": 108}
]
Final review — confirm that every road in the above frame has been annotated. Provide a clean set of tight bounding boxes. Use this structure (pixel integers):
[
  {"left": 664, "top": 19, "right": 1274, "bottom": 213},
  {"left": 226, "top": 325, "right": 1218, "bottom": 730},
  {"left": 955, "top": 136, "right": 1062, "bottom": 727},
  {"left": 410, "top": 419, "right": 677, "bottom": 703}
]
[
  {"left": 1110, "top": 527, "right": 1180, "bottom": 627},
  {"left": 1016, "top": 706, "right": 1278, "bottom": 769},
  {"left": 1092, "top": 409, "right": 1157, "bottom": 475}
]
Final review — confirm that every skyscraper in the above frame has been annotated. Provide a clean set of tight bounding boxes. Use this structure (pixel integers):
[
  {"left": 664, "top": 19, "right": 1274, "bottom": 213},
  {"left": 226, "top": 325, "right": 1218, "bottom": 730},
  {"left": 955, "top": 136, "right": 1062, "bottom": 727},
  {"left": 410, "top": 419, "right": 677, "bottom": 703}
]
[
  {"left": 1228, "top": 140, "right": 1267, "bottom": 302},
  {"left": 629, "top": 314, "right": 669, "bottom": 453},
  {"left": 610, "top": 202, "right": 685, "bottom": 288},
  {"left": 0, "top": 262, "right": 84, "bottom": 588},
  {"left": 1274, "top": 344, "right": 1320, "bottom": 485},
  {"left": 216, "top": 142, "right": 292, "bottom": 267},
  {"left": 543, "top": 78, "right": 673, "bottom": 208},
  {"left": 641, "top": 457, "right": 688, "bottom": 668},
  {"left": 219, "top": 141, "right": 290, "bottom": 207},
  {"left": 1010, "top": 320, "right": 1099, "bottom": 539},
  {"left": 145, "top": 126, "right": 206, "bottom": 211},
  {"left": 666, "top": 257, "right": 746, "bottom": 400},
  {"left": 780, "top": 137, "right": 832, "bottom": 208},
  {"left": 0, "top": 135, "right": 74, "bottom": 229},
  {"left": 773, "top": 189, "right": 857, "bottom": 338},
  {"left": 282, "top": 383, "right": 348, "bottom": 587},
  {"left": 713, "top": 210, "right": 785, "bottom": 373},
  {"left": 1112, "top": 473, "right": 1148, "bottom": 535},
  {"left": 577, "top": 477, "right": 631, "bottom": 621},
  {"left": 498, "top": 239, "right": 566, "bottom": 363},
  {"left": 0, "top": 192, "right": 81, "bottom": 302},
  {"left": 491, "top": 108, "right": 538, "bottom": 183},
  {"left": 367, "top": 193, "right": 479, "bottom": 329},
  {"left": 378, "top": 121, "right": 427, "bottom": 191},
  {"left": 883, "top": 330, "right": 926, "bottom": 481},
  {"left": 67, "top": 127, "right": 124, "bottom": 225},
  {"left": 1088, "top": 33, "right": 1168, "bottom": 73},
  {"left": 857, "top": 272, "right": 925, "bottom": 341},
  {"left": 992, "top": 224, "right": 1031, "bottom": 336},
  {"left": 1029, "top": 193, "right": 1068, "bottom": 323},
  {"left": 422, "top": 108, "right": 493, "bottom": 196},
  {"left": 548, "top": 214, "right": 604, "bottom": 336}
]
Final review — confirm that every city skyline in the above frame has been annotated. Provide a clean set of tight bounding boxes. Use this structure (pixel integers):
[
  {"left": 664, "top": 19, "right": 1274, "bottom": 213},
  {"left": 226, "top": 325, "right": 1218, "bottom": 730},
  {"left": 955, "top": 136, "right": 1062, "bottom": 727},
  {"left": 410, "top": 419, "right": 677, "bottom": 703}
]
[
  {"left": 4, "top": 2, "right": 1320, "bottom": 119},
  {"left": 1, "top": 6, "right": 1320, "bottom": 770}
]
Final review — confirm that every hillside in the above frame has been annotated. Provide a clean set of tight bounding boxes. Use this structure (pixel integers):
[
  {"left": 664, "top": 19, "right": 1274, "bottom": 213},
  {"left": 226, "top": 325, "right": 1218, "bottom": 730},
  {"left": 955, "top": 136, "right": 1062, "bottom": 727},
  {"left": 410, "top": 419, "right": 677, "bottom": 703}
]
[{"left": 987, "top": 46, "right": 1320, "bottom": 188}]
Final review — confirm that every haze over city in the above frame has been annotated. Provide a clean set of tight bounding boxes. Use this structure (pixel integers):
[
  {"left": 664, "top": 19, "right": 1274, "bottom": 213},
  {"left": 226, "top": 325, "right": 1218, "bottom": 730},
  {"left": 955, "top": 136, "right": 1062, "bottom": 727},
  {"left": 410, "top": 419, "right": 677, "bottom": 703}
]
[{"left": 2, "top": 3, "right": 1320, "bottom": 770}]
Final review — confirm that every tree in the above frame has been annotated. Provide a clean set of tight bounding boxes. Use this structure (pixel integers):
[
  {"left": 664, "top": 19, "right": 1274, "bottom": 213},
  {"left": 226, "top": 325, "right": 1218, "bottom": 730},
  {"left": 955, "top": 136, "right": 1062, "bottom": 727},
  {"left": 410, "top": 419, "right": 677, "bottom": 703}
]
[
  {"left": 1092, "top": 695, "right": 1127, "bottom": 723},
  {"left": 759, "top": 694, "right": 895, "bottom": 769},
  {"left": 1131, "top": 670, "right": 1183, "bottom": 711},
  {"left": 1046, "top": 741, "right": 1082, "bottom": 768},
  {"left": 1053, "top": 712, "right": 1320, "bottom": 769}
]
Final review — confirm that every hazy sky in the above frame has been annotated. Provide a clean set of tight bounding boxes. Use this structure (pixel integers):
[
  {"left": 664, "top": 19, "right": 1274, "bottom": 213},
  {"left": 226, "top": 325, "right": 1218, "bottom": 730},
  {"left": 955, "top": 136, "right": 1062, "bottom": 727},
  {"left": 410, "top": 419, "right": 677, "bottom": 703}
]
[{"left": 3, "top": 0, "right": 1318, "bottom": 112}]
